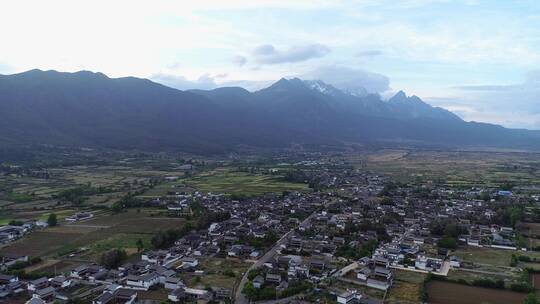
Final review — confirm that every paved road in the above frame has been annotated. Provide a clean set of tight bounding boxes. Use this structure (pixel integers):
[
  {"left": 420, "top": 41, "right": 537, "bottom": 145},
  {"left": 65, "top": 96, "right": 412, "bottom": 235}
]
[
  {"left": 67, "top": 224, "right": 110, "bottom": 229},
  {"left": 332, "top": 261, "right": 358, "bottom": 278},
  {"left": 389, "top": 261, "right": 451, "bottom": 276},
  {"left": 234, "top": 213, "right": 316, "bottom": 304}
]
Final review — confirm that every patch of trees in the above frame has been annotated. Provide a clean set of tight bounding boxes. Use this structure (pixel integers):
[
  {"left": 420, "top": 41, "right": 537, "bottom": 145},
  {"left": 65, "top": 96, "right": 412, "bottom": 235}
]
[
  {"left": 437, "top": 236, "right": 457, "bottom": 249},
  {"left": 524, "top": 293, "right": 539, "bottom": 304},
  {"left": 336, "top": 239, "right": 378, "bottom": 260},
  {"left": 54, "top": 184, "right": 113, "bottom": 205},
  {"left": 339, "top": 221, "right": 390, "bottom": 243},
  {"left": 430, "top": 222, "right": 467, "bottom": 238},
  {"left": 472, "top": 278, "right": 505, "bottom": 289},
  {"left": 151, "top": 228, "right": 190, "bottom": 249},
  {"left": 378, "top": 182, "right": 398, "bottom": 197},
  {"left": 99, "top": 249, "right": 127, "bottom": 269},
  {"left": 110, "top": 192, "right": 148, "bottom": 213},
  {"left": 8, "top": 257, "right": 42, "bottom": 270},
  {"left": 242, "top": 277, "right": 312, "bottom": 301},
  {"left": 3, "top": 269, "right": 53, "bottom": 280},
  {"left": 240, "top": 231, "right": 278, "bottom": 250},
  {"left": 282, "top": 170, "right": 308, "bottom": 184},
  {"left": 47, "top": 213, "right": 58, "bottom": 226},
  {"left": 492, "top": 205, "right": 524, "bottom": 228},
  {"left": 6, "top": 191, "right": 36, "bottom": 203},
  {"left": 151, "top": 205, "right": 230, "bottom": 249}
]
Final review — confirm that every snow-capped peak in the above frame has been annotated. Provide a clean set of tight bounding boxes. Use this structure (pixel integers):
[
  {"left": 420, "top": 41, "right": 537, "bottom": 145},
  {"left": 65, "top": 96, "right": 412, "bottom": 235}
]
[{"left": 303, "top": 79, "right": 368, "bottom": 98}]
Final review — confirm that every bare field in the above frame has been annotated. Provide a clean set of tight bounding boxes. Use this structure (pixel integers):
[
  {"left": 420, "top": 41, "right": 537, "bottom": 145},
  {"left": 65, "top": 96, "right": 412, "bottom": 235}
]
[
  {"left": 0, "top": 210, "right": 186, "bottom": 258},
  {"left": 348, "top": 149, "right": 540, "bottom": 188},
  {"left": 427, "top": 281, "right": 526, "bottom": 304}
]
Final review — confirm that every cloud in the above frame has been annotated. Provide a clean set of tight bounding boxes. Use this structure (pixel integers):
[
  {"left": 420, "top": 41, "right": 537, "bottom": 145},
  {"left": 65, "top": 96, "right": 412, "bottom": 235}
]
[
  {"left": 232, "top": 55, "right": 247, "bottom": 66},
  {"left": 301, "top": 65, "right": 390, "bottom": 94},
  {"left": 429, "top": 71, "right": 540, "bottom": 129},
  {"left": 150, "top": 72, "right": 270, "bottom": 91},
  {"left": 251, "top": 44, "right": 330, "bottom": 65},
  {"left": 355, "top": 50, "right": 383, "bottom": 58},
  {"left": 0, "top": 62, "right": 13, "bottom": 74},
  {"left": 150, "top": 73, "right": 220, "bottom": 90},
  {"left": 452, "top": 85, "right": 514, "bottom": 91}
]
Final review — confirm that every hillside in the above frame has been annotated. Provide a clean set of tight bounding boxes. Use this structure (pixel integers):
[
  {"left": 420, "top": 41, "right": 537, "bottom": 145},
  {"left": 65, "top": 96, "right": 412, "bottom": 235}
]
[{"left": 0, "top": 69, "right": 539, "bottom": 152}]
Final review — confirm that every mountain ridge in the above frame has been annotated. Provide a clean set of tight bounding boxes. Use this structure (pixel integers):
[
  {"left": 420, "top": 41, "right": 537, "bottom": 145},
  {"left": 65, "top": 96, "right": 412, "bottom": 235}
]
[{"left": 1, "top": 69, "right": 539, "bottom": 153}]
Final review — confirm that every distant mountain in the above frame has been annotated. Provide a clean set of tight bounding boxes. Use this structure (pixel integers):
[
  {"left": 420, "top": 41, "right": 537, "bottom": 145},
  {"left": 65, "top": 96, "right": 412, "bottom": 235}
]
[{"left": 0, "top": 69, "right": 539, "bottom": 152}]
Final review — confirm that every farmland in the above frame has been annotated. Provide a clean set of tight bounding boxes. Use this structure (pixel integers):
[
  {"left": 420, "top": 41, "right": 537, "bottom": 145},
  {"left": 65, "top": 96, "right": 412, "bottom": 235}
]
[
  {"left": 347, "top": 149, "right": 540, "bottom": 189},
  {"left": 0, "top": 209, "right": 186, "bottom": 262},
  {"left": 135, "top": 167, "right": 311, "bottom": 198},
  {"left": 183, "top": 168, "right": 310, "bottom": 197},
  {"left": 426, "top": 281, "right": 526, "bottom": 304},
  {"left": 385, "top": 270, "right": 426, "bottom": 304}
]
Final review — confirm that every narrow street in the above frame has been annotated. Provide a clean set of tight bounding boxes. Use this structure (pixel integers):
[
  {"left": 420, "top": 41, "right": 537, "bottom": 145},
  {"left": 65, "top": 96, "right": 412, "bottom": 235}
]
[{"left": 235, "top": 212, "right": 316, "bottom": 304}]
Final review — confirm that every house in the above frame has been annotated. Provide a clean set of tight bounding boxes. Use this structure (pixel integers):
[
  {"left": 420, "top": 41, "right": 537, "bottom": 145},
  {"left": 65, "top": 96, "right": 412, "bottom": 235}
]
[
  {"left": 50, "top": 275, "right": 71, "bottom": 289},
  {"left": 227, "top": 245, "right": 242, "bottom": 257},
  {"left": 126, "top": 273, "right": 159, "bottom": 289},
  {"left": 184, "top": 287, "right": 211, "bottom": 302},
  {"left": 71, "top": 264, "right": 89, "bottom": 278},
  {"left": 180, "top": 257, "right": 199, "bottom": 268},
  {"left": 449, "top": 256, "right": 461, "bottom": 268},
  {"left": 93, "top": 291, "right": 114, "bottom": 304},
  {"left": 66, "top": 212, "right": 93, "bottom": 222},
  {"left": 34, "top": 286, "right": 55, "bottom": 301},
  {"left": 212, "top": 287, "right": 232, "bottom": 300},
  {"left": 0, "top": 225, "right": 25, "bottom": 241},
  {"left": 164, "top": 277, "right": 184, "bottom": 290},
  {"left": 337, "top": 290, "right": 362, "bottom": 304},
  {"left": 356, "top": 266, "right": 372, "bottom": 281},
  {"left": 310, "top": 258, "right": 326, "bottom": 270},
  {"left": 28, "top": 277, "right": 49, "bottom": 292},
  {"left": 415, "top": 256, "right": 442, "bottom": 272},
  {"left": 141, "top": 250, "right": 171, "bottom": 265},
  {"left": 168, "top": 288, "right": 185, "bottom": 302},
  {"left": 253, "top": 275, "right": 264, "bottom": 289},
  {"left": 115, "top": 288, "right": 138, "bottom": 304},
  {"left": 25, "top": 298, "right": 46, "bottom": 304},
  {"left": 0, "top": 281, "right": 25, "bottom": 298},
  {"left": 0, "top": 274, "right": 18, "bottom": 285},
  {"left": 265, "top": 273, "right": 282, "bottom": 284},
  {"left": 89, "top": 269, "right": 108, "bottom": 282},
  {"left": 0, "top": 254, "right": 29, "bottom": 270},
  {"left": 467, "top": 237, "right": 481, "bottom": 247}
]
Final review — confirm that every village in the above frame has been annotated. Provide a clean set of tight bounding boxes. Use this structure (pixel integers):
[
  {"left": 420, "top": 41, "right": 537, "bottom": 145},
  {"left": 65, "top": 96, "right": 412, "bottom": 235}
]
[{"left": 1, "top": 159, "right": 539, "bottom": 304}]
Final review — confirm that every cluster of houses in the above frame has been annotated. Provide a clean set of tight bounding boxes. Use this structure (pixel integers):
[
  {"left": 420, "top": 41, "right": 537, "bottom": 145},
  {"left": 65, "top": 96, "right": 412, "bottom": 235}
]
[
  {"left": 0, "top": 273, "right": 72, "bottom": 304},
  {"left": 65, "top": 212, "right": 93, "bottom": 223},
  {"left": 0, "top": 161, "right": 537, "bottom": 303},
  {"left": 0, "top": 219, "right": 48, "bottom": 244}
]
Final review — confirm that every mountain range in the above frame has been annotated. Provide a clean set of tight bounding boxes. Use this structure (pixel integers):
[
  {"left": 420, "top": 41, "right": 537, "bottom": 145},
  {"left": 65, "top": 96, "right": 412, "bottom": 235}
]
[{"left": 1, "top": 69, "right": 539, "bottom": 153}]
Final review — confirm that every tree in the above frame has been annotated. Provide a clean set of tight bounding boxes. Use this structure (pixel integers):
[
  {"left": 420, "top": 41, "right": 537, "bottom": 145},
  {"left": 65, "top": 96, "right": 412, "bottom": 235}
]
[
  {"left": 136, "top": 238, "right": 144, "bottom": 252},
  {"left": 437, "top": 236, "right": 457, "bottom": 249},
  {"left": 47, "top": 213, "right": 58, "bottom": 227},
  {"left": 524, "top": 293, "right": 538, "bottom": 304},
  {"left": 99, "top": 249, "right": 127, "bottom": 269},
  {"left": 242, "top": 282, "right": 257, "bottom": 300}
]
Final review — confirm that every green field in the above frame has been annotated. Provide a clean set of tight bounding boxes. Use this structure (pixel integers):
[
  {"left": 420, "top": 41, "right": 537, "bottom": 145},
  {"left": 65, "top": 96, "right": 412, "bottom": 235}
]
[
  {"left": 386, "top": 270, "right": 426, "bottom": 304},
  {"left": 0, "top": 209, "right": 186, "bottom": 260},
  {"left": 184, "top": 168, "right": 310, "bottom": 196},
  {"left": 347, "top": 149, "right": 540, "bottom": 189}
]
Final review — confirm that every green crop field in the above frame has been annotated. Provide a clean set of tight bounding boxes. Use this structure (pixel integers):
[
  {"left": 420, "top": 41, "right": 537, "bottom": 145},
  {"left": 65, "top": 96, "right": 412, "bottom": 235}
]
[
  {"left": 0, "top": 209, "right": 187, "bottom": 260},
  {"left": 184, "top": 168, "right": 310, "bottom": 196},
  {"left": 346, "top": 149, "right": 540, "bottom": 189}
]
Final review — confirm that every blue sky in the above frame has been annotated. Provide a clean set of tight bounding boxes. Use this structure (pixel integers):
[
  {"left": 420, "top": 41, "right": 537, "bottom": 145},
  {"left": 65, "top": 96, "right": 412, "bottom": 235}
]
[{"left": 1, "top": 0, "right": 539, "bottom": 129}]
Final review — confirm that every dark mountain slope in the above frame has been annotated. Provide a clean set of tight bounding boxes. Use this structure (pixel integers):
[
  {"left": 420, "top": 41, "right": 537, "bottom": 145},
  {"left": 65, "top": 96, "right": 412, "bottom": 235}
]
[{"left": 0, "top": 70, "right": 539, "bottom": 152}]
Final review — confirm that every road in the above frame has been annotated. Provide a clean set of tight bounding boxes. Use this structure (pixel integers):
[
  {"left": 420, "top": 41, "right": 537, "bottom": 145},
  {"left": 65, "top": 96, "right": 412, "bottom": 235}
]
[
  {"left": 234, "top": 212, "right": 316, "bottom": 304},
  {"left": 332, "top": 261, "right": 358, "bottom": 278}
]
